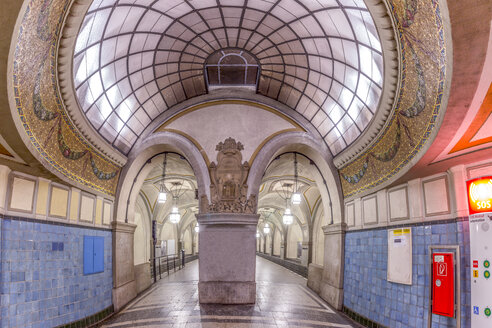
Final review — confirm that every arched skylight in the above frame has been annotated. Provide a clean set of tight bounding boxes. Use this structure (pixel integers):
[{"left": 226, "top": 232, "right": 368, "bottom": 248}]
[
  {"left": 205, "top": 49, "right": 259, "bottom": 87},
  {"left": 73, "top": 0, "right": 383, "bottom": 155}
]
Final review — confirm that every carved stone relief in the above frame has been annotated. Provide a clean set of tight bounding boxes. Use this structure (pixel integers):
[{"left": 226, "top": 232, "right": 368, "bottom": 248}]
[{"left": 200, "top": 138, "right": 256, "bottom": 214}]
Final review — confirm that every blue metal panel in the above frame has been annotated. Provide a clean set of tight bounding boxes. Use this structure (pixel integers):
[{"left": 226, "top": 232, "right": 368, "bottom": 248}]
[
  {"left": 93, "top": 236, "right": 104, "bottom": 273},
  {"left": 83, "top": 236, "right": 94, "bottom": 275}
]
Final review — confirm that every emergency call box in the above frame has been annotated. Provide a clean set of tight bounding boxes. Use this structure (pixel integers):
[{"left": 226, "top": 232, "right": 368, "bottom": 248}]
[
  {"left": 467, "top": 176, "right": 492, "bottom": 327},
  {"left": 431, "top": 252, "right": 455, "bottom": 317},
  {"left": 469, "top": 213, "right": 492, "bottom": 327}
]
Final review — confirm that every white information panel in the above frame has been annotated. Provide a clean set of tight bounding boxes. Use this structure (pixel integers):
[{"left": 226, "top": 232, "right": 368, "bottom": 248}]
[
  {"left": 470, "top": 213, "right": 492, "bottom": 327},
  {"left": 387, "top": 227, "right": 412, "bottom": 285}
]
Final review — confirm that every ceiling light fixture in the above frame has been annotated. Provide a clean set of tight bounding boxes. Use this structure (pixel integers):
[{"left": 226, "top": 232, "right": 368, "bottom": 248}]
[
  {"left": 292, "top": 153, "right": 301, "bottom": 205},
  {"left": 283, "top": 206, "right": 294, "bottom": 225},
  {"left": 169, "top": 196, "right": 180, "bottom": 224},
  {"left": 158, "top": 154, "right": 167, "bottom": 203}
]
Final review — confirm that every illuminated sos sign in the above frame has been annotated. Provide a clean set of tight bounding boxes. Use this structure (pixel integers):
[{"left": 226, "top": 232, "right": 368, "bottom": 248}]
[{"left": 467, "top": 176, "right": 492, "bottom": 214}]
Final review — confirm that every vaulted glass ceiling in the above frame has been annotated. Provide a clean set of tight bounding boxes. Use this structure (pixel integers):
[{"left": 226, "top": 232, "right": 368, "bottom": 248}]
[{"left": 73, "top": 0, "right": 383, "bottom": 155}]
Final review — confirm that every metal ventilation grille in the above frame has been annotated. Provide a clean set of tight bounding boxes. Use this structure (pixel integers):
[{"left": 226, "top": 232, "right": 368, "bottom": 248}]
[{"left": 73, "top": 0, "right": 383, "bottom": 155}]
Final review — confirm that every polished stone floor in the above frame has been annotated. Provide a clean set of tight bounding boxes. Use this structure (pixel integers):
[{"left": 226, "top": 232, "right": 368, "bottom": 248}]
[{"left": 100, "top": 257, "right": 356, "bottom": 327}]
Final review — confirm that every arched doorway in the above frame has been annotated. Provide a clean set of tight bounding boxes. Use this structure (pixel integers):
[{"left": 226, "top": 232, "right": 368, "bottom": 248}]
[
  {"left": 132, "top": 153, "right": 199, "bottom": 288},
  {"left": 248, "top": 133, "right": 346, "bottom": 310},
  {"left": 112, "top": 132, "right": 209, "bottom": 311}
]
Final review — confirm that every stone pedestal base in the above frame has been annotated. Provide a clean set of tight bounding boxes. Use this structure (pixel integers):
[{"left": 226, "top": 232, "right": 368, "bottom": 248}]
[
  {"left": 112, "top": 221, "right": 137, "bottom": 312},
  {"left": 307, "top": 263, "right": 323, "bottom": 294},
  {"left": 198, "top": 281, "right": 256, "bottom": 304},
  {"left": 308, "top": 223, "right": 346, "bottom": 311},
  {"left": 113, "top": 280, "right": 137, "bottom": 312},
  {"left": 135, "top": 262, "right": 152, "bottom": 294},
  {"left": 197, "top": 213, "right": 259, "bottom": 304},
  {"left": 320, "top": 282, "right": 344, "bottom": 310}
]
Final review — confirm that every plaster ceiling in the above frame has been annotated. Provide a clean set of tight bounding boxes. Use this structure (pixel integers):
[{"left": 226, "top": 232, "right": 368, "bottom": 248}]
[
  {"left": 257, "top": 153, "right": 323, "bottom": 228},
  {"left": 139, "top": 153, "right": 198, "bottom": 223},
  {"left": 73, "top": 0, "right": 384, "bottom": 155}
]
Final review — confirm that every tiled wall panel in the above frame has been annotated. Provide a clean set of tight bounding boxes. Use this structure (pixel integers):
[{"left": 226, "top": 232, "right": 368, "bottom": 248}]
[
  {"left": 343, "top": 220, "right": 471, "bottom": 328},
  {"left": 0, "top": 216, "right": 112, "bottom": 328}
]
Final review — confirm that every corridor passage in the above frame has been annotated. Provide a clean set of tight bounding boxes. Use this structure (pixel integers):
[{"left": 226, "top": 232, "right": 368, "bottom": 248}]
[{"left": 99, "top": 257, "right": 356, "bottom": 327}]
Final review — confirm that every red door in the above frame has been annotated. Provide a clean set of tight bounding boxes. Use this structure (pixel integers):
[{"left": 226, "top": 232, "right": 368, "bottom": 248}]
[{"left": 432, "top": 252, "right": 455, "bottom": 317}]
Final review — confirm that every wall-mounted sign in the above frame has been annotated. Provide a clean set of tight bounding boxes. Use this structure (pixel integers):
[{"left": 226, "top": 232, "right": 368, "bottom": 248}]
[
  {"left": 467, "top": 176, "right": 492, "bottom": 215},
  {"left": 387, "top": 228, "right": 412, "bottom": 285}
]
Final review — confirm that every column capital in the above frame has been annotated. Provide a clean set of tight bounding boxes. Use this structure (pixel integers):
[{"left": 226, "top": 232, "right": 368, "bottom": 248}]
[
  {"left": 322, "top": 222, "right": 348, "bottom": 235},
  {"left": 301, "top": 241, "right": 312, "bottom": 247},
  {"left": 111, "top": 221, "right": 137, "bottom": 234},
  {"left": 196, "top": 213, "right": 259, "bottom": 226}
]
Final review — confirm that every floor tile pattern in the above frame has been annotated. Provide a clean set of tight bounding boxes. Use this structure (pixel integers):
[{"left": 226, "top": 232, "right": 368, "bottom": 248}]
[{"left": 100, "top": 257, "right": 356, "bottom": 327}]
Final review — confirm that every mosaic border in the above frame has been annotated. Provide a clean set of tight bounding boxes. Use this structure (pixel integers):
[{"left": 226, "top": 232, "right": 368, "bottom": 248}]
[{"left": 341, "top": 0, "right": 448, "bottom": 198}]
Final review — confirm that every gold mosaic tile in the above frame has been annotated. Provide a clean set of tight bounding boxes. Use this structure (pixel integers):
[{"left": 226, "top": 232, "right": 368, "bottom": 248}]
[
  {"left": 12, "top": 0, "right": 120, "bottom": 196},
  {"left": 339, "top": 0, "right": 449, "bottom": 198}
]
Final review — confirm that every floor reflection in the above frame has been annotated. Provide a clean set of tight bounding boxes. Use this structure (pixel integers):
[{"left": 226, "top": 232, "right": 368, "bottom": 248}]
[{"left": 99, "top": 257, "right": 355, "bottom": 327}]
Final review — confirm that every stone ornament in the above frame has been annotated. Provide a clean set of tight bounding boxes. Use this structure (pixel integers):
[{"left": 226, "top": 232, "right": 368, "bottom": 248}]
[{"left": 201, "top": 138, "right": 256, "bottom": 214}]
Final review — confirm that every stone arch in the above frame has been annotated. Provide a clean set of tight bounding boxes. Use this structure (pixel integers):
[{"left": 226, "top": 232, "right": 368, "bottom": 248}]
[
  {"left": 248, "top": 131, "right": 344, "bottom": 225},
  {"left": 248, "top": 131, "right": 346, "bottom": 310},
  {"left": 114, "top": 131, "right": 210, "bottom": 224}
]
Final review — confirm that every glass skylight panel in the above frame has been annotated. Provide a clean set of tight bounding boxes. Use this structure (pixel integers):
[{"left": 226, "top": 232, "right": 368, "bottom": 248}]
[
  {"left": 317, "top": 117, "right": 334, "bottom": 137},
  {"left": 73, "top": 0, "right": 383, "bottom": 155},
  {"left": 339, "top": 88, "right": 354, "bottom": 109},
  {"left": 96, "top": 96, "right": 112, "bottom": 121},
  {"left": 220, "top": 0, "right": 245, "bottom": 6},
  {"left": 343, "top": 124, "right": 359, "bottom": 145},
  {"left": 106, "top": 84, "right": 123, "bottom": 108},
  {"left": 115, "top": 100, "right": 132, "bottom": 123},
  {"left": 355, "top": 107, "right": 372, "bottom": 130},
  {"left": 312, "top": 110, "right": 328, "bottom": 128},
  {"left": 191, "top": 0, "right": 216, "bottom": 9},
  {"left": 127, "top": 115, "right": 145, "bottom": 133},
  {"left": 86, "top": 105, "right": 103, "bottom": 128}
]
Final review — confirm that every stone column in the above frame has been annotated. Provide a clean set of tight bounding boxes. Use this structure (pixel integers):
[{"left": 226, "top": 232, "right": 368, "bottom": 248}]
[
  {"left": 0, "top": 165, "right": 11, "bottom": 215},
  {"left": 300, "top": 241, "right": 311, "bottom": 266},
  {"left": 319, "top": 222, "right": 347, "bottom": 310},
  {"left": 281, "top": 230, "right": 287, "bottom": 259},
  {"left": 112, "top": 221, "right": 137, "bottom": 312},
  {"left": 197, "top": 213, "right": 259, "bottom": 304}
]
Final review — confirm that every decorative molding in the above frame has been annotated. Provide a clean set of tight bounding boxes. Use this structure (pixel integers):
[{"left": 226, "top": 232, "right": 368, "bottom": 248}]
[
  {"left": 200, "top": 138, "right": 256, "bottom": 214},
  {"left": 79, "top": 192, "right": 96, "bottom": 223},
  {"left": 338, "top": 0, "right": 452, "bottom": 199},
  {"left": 333, "top": 0, "right": 400, "bottom": 169},
  {"left": 0, "top": 134, "right": 26, "bottom": 164},
  {"left": 7, "top": 173, "right": 37, "bottom": 215},
  {"left": 48, "top": 182, "right": 70, "bottom": 220},
  {"left": 387, "top": 185, "right": 409, "bottom": 222},
  {"left": 362, "top": 195, "right": 379, "bottom": 226},
  {"left": 8, "top": 0, "right": 122, "bottom": 198},
  {"left": 346, "top": 202, "right": 355, "bottom": 228},
  {"left": 57, "top": 0, "right": 127, "bottom": 166},
  {"left": 466, "top": 161, "right": 492, "bottom": 180},
  {"left": 422, "top": 175, "right": 451, "bottom": 217}
]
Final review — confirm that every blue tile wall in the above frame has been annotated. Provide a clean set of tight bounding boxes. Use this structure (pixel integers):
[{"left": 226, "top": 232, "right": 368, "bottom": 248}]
[
  {"left": 0, "top": 217, "right": 113, "bottom": 328},
  {"left": 343, "top": 219, "right": 471, "bottom": 328}
]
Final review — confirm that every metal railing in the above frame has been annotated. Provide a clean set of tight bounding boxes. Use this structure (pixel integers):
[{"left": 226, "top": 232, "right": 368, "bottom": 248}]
[
  {"left": 256, "top": 252, "right": 308, "bottom": 277},
  {"left": 149, "top": 253, "right": 198, "bottom": 282}
]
